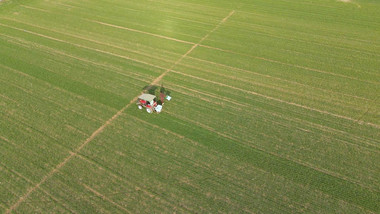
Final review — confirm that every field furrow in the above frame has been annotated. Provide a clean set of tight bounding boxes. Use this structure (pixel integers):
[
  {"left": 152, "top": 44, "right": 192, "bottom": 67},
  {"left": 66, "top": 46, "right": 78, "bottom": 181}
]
[{"left": 1, "top": 0, "right": 379, "bottom": 213}]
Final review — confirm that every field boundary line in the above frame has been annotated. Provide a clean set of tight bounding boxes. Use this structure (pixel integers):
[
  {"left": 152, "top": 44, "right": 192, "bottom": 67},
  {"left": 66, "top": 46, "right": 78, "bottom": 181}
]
[{"left": 5, "top": 10, "right": 235, "bottom": 213}]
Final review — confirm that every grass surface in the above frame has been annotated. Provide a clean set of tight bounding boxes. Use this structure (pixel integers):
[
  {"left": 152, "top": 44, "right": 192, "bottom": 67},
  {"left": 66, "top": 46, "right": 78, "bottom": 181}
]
[{"left": 1, "top": 0, "right": 379, "bottom": 213}]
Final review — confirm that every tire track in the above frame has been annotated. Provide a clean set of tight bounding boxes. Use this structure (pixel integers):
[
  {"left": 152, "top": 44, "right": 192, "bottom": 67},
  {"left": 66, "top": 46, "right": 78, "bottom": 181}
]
[
  {"left": 86, "top": 19, "right": 194, "bottom": 45},
  {"left": 82, "top": 184, "right": 132, "bottom": 214},
  {"left": 165, "top": 77, "right": 379, "bottom": 147},
  {"left": 0, "top": 32, "right": 160, "bottom": 84},
  {"left": 2, "top": 9, "right": 378, "bottom": 84},
  {"left": 0, "top": 17, "right": 189, "bottom": 63},
  {"left": 166, "top": 95, "right": 379, "bottom": 152},
  {"left": 74, "top": 153, "right": 192, "bottom": 213},
  {"left": 1, "top": 22, "right": 370, "bottom": 116},
  {"left": 2, "top": 28, "right": 372, "bottom": 115},
  {"left": 198, "top": 44, "right": 379, "bottom": 85},
  {"left": 177, "top": 62, "right": 369, "bottom": 111},
  {"left": 19, "top": 5, "right": 50, "bottom": 13},
  {"left": 169, "top": 70, "right": 380, "bottom": 129},
  {"left": 183, "top": 55, "right": 373, "bottom": 101},
  {"left": 0, "top": 163, "right": 77, "bottom": 213},
  {"left": 3, "top": 16, "right": 376, "bottom": 90},
  {"left": 175, "top": 60, "right": 372, "bottom": 114},
  {"left": 0, "top": 22, "right": 167, "bottom": 72},
  {"left": 161, "top": 110, "right": 380, "bottom": 197},
  {"left": 1, "top": 65, "right": 108, "bottom": 123},
  {"left": 147, "top": 10, "right": 235, "bottom": 88},
  {"left": 224, "top": 18, "right": 380, "bottom": 58},
  {"left": 5, "top": 10, "right": 236, "bottom": 213},
  {"left": 82, "top": 18, "right": 377, "bottom": 84},
  {"left": 17, "top": 3, "right": 210, "bottom": 41}
]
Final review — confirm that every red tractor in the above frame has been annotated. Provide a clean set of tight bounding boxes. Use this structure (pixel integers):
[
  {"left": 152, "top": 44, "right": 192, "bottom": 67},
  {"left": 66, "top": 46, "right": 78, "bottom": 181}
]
[{"left": 136, "top": 94, "right": 162, "bottom": 113}]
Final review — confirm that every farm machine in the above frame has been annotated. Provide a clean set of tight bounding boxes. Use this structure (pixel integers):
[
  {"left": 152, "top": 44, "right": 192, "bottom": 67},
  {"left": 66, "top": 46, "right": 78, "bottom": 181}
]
[{"left": 136, "top": 94, "right": 163, "bottom": 113}]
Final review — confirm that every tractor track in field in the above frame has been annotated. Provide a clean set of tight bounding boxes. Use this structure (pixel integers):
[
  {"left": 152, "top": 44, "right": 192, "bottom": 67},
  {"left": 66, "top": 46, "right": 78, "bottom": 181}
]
[
  {"left": 117, "top": 115, "right": 275, "bottom": 203},
  {"left": 166, "top": 82, "right": 249, "bottom": 108},
  {"left": 86, "top": 19, "right": 195, "bottom": 45},
  {"left": 5, "top": 6, "right": 380, "bottom": 79},
  {"left": 183, "top": 56, "right": 374, "bottom": 101},
  {"left": 2, "top": 27, "right": 375, "bottom": 108},
  {"left": 0, "top": 134, "right": 9, "bottom": 141},
  {"left": 2, "top": 26, "right": 340, "bottom": 106},
  {"left": 197, "top": 44, "right": 379, "bottom": 85},
  {"left": 166, "top": 80, "right": 379, "bottom": 150},
  {"left": 1, "top": 65, "right": 108, "bottom": 123},
  {"left": 2, "top": 18, "right": 376, "bottom": 102},
  {"left": 2, "top": 26, "right": 374, "bottom": 111},
  {"left": 82, "top": 183, "right": 132, "bottom": 214},
  {"left": 0, "top": 22, "right": 168, "bottom": 71},
  {"left": 21, "top": 1, "right": 380, "bottom": 59},
  {"left": 169, "top": 70, "right": 380, "bottom": 129},
  {"left": 20, "top": 7, "right": 374, "bottom": 80},
  {"left": 0, "top": 34, "right": 167, "bottom": 89},
  {"left": 222, "top": 20, "right": 380, "bottom": 59},
  {"left": 164, "top": 106, "right": 380, "bottom": 194},
  {"left": 74, "top": 153, "right": 194, "bottom": 213},
  {"left": 12, "top": 4, "right": 208, "bottom": 42},
  {"left": 19, "top": 4, "right": 49, "bottom": 13},
  {"left": 167, "top": 97, "right": 380, "bottom": 153},
  {"left": 0, "top": 162, "right": 77, "bottom": 213},
  {"left": 161, "top": 110, "right": 379, "bottom": 193},
  {"left": 3, "top": 26, "right": 372, "bottom": 117},
  {"left": 1, "top": 35, "right": 160, "bottom": 84},
  {"left": 85, "top": 18, "right": 380, "bottom": 82},
  {"left": 0, "top": 18, "right": 183, "bottom": 66},
  {"left": 0, "top": 94, "right": 17, "bottom": 103},
  {"left": 2, "top": 2, "right": 379, "bottom": 212},
  {"left": 173, "top": 63, "right": 370, "bottom": 113},
  {"left": 5, "top": 10, "right": 236, "bottom": 213}
]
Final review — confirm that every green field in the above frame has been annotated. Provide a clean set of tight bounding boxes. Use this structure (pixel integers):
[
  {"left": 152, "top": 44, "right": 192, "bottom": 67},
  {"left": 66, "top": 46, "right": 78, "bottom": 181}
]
[{"left": 1, "top": 0, "right": 379, "bottom": 213}]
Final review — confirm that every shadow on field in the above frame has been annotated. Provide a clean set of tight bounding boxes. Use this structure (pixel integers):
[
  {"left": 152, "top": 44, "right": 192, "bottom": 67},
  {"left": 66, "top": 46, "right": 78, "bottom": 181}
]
[
  {"left": 142, "top": 85, "right": 171, "bottom": 96},
  {"left": 142, "top": 85, "right": 158, "bottom": 95}
]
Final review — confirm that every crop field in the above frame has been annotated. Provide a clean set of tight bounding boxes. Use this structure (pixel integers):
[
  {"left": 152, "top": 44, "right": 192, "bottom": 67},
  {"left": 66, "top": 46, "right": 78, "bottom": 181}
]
[{"left": 0, "top": 0, "right": 379, "bottom": 213}]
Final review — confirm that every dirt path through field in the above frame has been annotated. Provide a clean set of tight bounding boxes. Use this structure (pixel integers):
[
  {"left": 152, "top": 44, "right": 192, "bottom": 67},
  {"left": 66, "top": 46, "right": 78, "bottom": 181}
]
[{"left": 5, "top": 10, "right": 236, "bottom": 213}]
